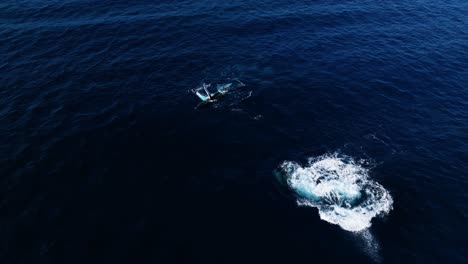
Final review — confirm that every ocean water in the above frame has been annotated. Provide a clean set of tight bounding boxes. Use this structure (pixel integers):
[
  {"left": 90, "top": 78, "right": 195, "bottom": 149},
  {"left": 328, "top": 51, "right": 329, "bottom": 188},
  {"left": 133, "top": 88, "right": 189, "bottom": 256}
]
[{"left": 1, "top": 0, "right": 467, "bottom": 263}]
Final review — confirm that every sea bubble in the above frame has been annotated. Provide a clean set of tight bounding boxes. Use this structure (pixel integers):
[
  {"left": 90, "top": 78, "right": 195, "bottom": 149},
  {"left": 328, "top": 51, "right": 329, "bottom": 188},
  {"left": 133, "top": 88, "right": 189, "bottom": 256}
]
[{"left": 279, "top": 153, "right": 393, "bottom": 232}]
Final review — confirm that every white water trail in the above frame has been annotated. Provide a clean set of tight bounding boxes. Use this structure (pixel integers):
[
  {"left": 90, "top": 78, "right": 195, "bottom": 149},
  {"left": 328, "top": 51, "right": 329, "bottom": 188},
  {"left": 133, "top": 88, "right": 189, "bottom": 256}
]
[{"left": 355, "top": 229, "right": 382, "bottom": 263}]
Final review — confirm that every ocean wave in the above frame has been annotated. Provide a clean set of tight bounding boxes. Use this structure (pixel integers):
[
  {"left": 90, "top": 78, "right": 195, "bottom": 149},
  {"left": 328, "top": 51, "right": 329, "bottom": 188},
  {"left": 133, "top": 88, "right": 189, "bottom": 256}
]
[{"left": 279, "top": 153, "right": 393, "bottom": 232}]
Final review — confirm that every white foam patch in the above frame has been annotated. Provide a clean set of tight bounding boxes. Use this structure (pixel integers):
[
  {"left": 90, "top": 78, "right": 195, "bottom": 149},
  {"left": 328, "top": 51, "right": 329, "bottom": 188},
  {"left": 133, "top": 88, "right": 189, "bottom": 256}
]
[{"left": 280, "top": 153, "right": 393, "bottom": 232}]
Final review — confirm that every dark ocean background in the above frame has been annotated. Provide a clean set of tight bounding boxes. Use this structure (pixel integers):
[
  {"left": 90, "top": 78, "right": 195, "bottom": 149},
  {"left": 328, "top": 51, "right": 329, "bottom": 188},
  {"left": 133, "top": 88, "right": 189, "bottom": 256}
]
[{"left": 1, "top": 0, "right": 467, "bottom": 263}]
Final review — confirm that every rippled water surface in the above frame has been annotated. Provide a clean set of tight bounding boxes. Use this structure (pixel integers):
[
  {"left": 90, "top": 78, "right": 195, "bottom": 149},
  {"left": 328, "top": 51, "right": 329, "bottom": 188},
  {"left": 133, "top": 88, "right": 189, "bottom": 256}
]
[{"left": 1, "top": 1, "right": 467, "bottom": 263}]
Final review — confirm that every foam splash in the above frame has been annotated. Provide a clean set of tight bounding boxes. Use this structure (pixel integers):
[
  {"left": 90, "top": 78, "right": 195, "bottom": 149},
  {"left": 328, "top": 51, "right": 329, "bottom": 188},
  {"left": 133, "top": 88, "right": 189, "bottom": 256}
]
[{"left": 280, "top": 153, "right": 393, "bottom": 232}]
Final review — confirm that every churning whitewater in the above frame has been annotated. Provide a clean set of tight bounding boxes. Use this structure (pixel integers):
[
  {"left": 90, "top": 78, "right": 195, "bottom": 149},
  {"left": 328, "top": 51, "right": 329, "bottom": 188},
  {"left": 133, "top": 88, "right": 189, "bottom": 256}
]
[{"left": 280, "top": 153, "right": 393, "bottom": 232}]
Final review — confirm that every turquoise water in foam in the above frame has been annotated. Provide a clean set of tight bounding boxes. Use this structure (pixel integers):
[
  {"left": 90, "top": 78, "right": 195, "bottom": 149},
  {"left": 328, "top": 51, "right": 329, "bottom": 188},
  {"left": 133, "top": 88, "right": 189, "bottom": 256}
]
[{"left": 280, "top": 153, "right": 393, "bottom": 232}]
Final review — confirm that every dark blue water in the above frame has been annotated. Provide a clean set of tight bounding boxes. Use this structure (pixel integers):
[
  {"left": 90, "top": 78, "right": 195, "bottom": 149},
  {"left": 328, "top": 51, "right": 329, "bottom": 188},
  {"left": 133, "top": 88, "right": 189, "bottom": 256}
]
[{"left": 1, "top": 1, "right": 467, "bottom": 263}]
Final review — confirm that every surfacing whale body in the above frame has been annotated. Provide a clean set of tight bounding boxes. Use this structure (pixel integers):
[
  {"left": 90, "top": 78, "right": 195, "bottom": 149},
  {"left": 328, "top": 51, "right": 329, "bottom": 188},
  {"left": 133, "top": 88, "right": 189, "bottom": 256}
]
[{"left": 191, "top": 79, "right": 244, "bottom": 106}]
